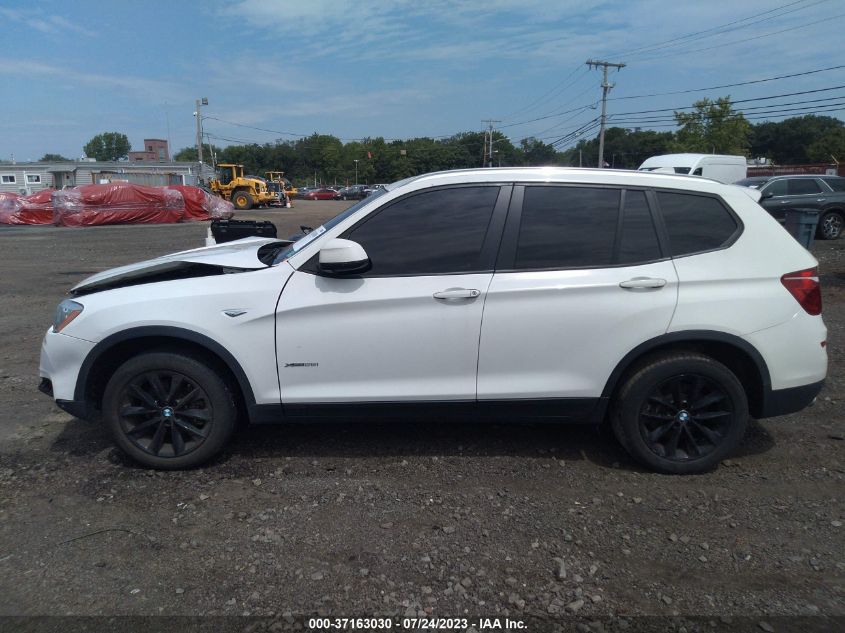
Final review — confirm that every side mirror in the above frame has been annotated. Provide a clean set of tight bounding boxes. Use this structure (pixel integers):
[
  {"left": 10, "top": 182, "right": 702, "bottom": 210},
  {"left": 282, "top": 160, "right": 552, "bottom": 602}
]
[
  {"left": 760, "top": 191, "right": 774, "bottom": 199},
  {"left": 318, "top": 238, "right": 370, "bottom": 275}
]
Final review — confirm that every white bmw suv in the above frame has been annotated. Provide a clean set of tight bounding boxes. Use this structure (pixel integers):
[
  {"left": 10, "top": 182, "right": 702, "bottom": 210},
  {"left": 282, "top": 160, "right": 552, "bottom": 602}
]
[{"left": 39, "top": 168, "right": 827, "bottom": 474}]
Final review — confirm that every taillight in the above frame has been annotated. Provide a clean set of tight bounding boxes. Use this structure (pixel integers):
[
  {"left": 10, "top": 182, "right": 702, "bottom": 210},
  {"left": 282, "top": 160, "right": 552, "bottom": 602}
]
[{"left": 781, "top": 267, "right": 822, "bottom": 315}]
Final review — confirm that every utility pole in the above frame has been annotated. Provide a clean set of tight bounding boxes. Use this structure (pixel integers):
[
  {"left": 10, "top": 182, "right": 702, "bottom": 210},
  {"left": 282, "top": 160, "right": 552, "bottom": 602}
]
[
  {"left": 586, "top": 60, "right": 625, "bottom": 168},
  {"left": 354, "top": 159, "right": 359, "bottom": 184},
  {"left": 481, "top": 119, "right": 501, "bottom": 168},
  {"left": 195, "top": 97, "right": 208, "bottom": 174}
]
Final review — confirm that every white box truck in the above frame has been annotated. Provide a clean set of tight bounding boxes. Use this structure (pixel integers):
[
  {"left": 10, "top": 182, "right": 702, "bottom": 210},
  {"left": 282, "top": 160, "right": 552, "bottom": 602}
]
[{"left": 638, "top": 153, "right": 747, "bottom": 184}]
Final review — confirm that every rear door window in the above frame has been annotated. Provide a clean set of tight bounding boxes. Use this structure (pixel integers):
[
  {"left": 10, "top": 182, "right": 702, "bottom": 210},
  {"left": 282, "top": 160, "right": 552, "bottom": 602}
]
[
  {"left": 786, "top": 179, "right": 821, "bottom": 195},
  {"left": 657, "top": 191, "right": 738, "bottom": 257},
  {"left": 514, "top": 186, "right": 620, "bottom": 269},
  {"left": 509, "top": 186, "right": 663, "bottom": 270}
]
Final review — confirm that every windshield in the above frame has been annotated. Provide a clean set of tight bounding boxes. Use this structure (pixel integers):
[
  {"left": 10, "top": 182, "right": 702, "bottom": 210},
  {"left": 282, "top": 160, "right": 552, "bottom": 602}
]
[{"left": 272, "top": 187, "right": 389, "bottom": 264}]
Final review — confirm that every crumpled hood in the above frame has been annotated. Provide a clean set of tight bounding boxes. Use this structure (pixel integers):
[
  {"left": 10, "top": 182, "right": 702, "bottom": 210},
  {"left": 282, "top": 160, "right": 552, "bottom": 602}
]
[{"left": 71, "top": 236, "right": 288, "bottom": 296}]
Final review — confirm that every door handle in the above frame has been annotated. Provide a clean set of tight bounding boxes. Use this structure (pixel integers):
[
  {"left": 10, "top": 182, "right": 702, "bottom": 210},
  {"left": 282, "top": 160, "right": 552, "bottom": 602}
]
[
  {"left": 619, "top": 277, "right": 666, "bottom": 290},
  {"left": 433, "top": 288, "right": 481, "bottom": 300}
]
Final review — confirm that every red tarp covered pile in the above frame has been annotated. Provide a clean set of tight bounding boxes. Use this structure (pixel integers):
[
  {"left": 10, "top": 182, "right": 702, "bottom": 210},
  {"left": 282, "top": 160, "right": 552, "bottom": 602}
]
[
  {"left": 167, "top": 185, "right": 234, "bottom": 221},
  {"left": 53, "top": 183, "right": 185, "bottom": 227},
  {"left": 0, "top": 189, "right": 56, "bottom": 225}
]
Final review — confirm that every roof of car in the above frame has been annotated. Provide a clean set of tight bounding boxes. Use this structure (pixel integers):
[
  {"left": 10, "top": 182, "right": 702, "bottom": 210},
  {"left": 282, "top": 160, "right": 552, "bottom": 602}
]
[
  {"left": 763, "top": 174, "right": 842, "bottom": 180},
  {"left": 387, "top": 167, "right": 729, "bottom": 194}
]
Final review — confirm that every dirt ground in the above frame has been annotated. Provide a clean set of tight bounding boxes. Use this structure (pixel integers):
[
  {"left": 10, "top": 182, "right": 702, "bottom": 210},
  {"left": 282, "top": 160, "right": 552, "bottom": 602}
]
[{"left": 0, "top": 201, "right": 843, "bottom": 630}]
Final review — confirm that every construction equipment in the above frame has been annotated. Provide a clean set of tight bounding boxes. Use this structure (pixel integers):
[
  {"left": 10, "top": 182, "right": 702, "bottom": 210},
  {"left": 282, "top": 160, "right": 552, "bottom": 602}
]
[
  {"left": 209, "top": 164, "right": 275, "bottom": 210},
  {"left": 265, "top": 171, "right": 297, "bottom": 205}
]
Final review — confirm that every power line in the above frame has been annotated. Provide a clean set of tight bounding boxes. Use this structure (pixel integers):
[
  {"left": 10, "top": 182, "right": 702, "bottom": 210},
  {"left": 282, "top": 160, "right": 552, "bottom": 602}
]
[
  {"left": 609, "top": 104, "right": 845, "bottom": 128},
  {"left": 610, "top": 102, "right": 845, "bottom": 125},
  {"left": 609, "top": 64, "right": 845, "bottom": 101},
  {"left": 499, "top": 97, "right": 598, "bottom": 129},
  {"left": 499, "top": 1, "right": 828, "bottom": 128},
  {"left": 500, "top": 66, "right": 591, "bottom": 122},
  {"left": 633, "top": 12, "right": 845, "bottom": 62},
  {"left": 502, "top": 67, "right": 845, "bottom": 133},
  {"left": 613, "top": 0, "right": 828, "bottom": 58},
  {"left": 606, "top": 86, "right": 845, "bottom": 118}
]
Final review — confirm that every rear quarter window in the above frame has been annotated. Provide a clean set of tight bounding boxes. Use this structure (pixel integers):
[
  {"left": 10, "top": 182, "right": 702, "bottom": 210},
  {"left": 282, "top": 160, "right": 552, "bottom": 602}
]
[
  {"left": 657, "top": 191, "right": 738, "bottom": 257},
  {"left": 822, "top": 178, "right": 845, "bottom": 192}
]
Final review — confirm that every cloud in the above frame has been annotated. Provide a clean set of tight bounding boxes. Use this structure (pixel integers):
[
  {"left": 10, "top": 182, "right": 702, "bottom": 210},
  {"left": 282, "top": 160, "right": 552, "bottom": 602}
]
[
  {"left": 0, "top": 7, "right": 96, "bottom": 37},
  {"left": 0, "top": 57, "right": 189, "bottom": 103}
]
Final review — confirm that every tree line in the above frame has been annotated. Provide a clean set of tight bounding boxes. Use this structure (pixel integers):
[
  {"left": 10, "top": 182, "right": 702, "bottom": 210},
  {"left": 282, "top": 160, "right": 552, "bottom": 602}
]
[{"left": 44, "top": 99, "right": 845, "bottom": 187}]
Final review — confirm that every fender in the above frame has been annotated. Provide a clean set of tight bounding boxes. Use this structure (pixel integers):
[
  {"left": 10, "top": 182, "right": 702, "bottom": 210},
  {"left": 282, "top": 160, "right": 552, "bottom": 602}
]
[
  {"left": 73, "top": 325, "right": 257, "bottom": 407},
  {"left": 600, "top": 330, "right": 772, "bottom": 400}
]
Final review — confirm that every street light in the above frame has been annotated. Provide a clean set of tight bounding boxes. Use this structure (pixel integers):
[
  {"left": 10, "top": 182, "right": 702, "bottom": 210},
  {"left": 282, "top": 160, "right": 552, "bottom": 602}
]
[{"left": 354, "top": 159, "right": 359, "bottom": 185}]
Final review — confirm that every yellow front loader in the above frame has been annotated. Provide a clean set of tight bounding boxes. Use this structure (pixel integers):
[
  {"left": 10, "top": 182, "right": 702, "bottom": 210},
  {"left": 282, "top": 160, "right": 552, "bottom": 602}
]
[{"left": 209, "top": 164, "right": 276, "bottom": 210}]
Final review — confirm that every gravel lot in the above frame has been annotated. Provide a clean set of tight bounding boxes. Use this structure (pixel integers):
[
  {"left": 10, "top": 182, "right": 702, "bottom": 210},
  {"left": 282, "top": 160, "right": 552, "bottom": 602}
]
[{"left": 0, "top": 201, "right": 843, "bottom": 628}]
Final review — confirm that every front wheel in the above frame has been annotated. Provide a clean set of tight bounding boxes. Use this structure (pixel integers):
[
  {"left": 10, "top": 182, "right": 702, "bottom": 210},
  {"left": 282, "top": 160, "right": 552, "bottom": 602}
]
[
  {"left": 231, "top": 190, "right": 253, "bottom": 210},
  {"left": 817, "top": 210, "right": 843, "bottom": 240},
  {"left": 102, "top": 352, "right": 237, "bottom": 469},
  {"left": 611, "top": 353, "right": 748, "bottom": 474}
]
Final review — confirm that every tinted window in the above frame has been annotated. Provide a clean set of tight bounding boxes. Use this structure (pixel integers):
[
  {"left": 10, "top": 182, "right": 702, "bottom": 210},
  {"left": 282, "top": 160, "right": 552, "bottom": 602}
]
[
  {"left": 787, "top": 179, "right": 821, "bottom": 195},
  {"left": 346, "top": 186, "right": 498, "bottom": 275},
  {"left": 657, "top": 192, "right": 737, "bottom": 256},
  {"left": 515, "top": 187, "right": 619, "bottom": 269},
  {"left": 618, "top": 191, "right": 661, "bottom": 265},
  {"left": 762, "top": 180, "right": 787, "bottom": 196},
  {"left": 822, "top": 177, "right": 845, "bottom": 192}
]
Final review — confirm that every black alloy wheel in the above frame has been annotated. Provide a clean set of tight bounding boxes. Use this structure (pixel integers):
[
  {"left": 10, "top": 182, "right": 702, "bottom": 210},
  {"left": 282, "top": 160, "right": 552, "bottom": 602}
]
[
  {"left": 103, "top": 352, "right": 237, "bottom": 469},
  {"left": 638, "top": 374, "right": 733, "bottom": 462},
  {"left": 611, "top": 353, "right": 748, "bottom": 474},
  {"left": 117, "top": 371, "right": 212, "bottom": 459}
]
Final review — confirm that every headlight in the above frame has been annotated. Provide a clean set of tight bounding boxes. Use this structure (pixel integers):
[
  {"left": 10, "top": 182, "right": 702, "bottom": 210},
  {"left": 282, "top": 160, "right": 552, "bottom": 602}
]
[{"left": 53, "top": 299, "right": 83, "bottom": 333}]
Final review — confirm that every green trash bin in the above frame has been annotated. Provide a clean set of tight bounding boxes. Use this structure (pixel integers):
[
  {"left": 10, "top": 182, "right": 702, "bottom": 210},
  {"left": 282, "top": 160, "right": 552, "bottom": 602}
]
[{"left": 783, "top": 208, "right": 820, "bottom": 249}]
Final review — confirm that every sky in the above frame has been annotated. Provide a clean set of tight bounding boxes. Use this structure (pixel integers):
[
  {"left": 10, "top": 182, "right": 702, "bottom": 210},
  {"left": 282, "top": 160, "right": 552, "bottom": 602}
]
[{"left": 0, "top": 0, "right": 843, "bottom": 161}]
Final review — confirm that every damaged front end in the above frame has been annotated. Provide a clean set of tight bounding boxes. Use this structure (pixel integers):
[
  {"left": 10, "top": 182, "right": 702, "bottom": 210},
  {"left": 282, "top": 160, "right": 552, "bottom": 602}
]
[{"left": 69, "top": 237, "right": 292, "bottom": 296}]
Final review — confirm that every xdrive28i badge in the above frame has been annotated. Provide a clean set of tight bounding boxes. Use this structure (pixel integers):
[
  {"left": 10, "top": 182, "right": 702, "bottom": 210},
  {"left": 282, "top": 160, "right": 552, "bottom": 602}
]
[{"left": 284, "top": 362, "right": 319, "bottom": 368}]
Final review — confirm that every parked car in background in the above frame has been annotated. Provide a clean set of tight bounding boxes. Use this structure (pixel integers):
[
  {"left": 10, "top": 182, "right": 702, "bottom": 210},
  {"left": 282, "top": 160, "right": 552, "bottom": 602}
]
[
  {"left": 364, "top": 184, "right": 387, "bottom": 197},
  {"left": 40, "top": 168, "right": 826, "bottom": 474},
  {"left": 757, "top": 175, "right": 845, "bottom": 239},
  {"left": 304, "top": 188, "right": 339, "bottom": 201},
  {"left": 335, "top": 185, "right": 369, "bottom": 200}
]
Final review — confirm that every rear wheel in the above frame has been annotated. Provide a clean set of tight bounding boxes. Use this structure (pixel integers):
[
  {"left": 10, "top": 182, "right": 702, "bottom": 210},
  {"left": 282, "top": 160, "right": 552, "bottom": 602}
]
[
  {"left": 611, "top": 353, "right": 748, "bottom": 474},
  {"left": 102, "top": 352, "right": 237, "bottom": 469},
  {"left": 231, "top": 190, "right": 253, "bottom": 210},
  {"left": 817, "top": 210, "right": 843, "bottom": 240}
]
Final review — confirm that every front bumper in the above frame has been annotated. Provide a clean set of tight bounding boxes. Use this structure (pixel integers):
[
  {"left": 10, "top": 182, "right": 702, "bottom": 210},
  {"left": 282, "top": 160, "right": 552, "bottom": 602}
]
[
  {"left": 39, "top": 377, "right": 92, "bottom": 419},
  {"left": 39, "top": 328, "right": 96, "bottom": 402}
]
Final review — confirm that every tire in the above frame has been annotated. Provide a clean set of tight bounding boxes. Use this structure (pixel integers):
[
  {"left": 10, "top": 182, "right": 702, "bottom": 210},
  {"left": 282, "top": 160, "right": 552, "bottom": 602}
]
[
  {"left": 231, "top": 190, "right": 253, "bottom": 210},
  {"left": 102, "top": 352, "right": 237, "bottom": 469},
  {"left": 611, "top": 353, "right": 748, "bottom": 474},
  {"left": 817, "top": 210, "right": 843, "bottom": 240}
]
